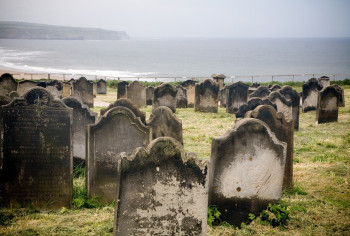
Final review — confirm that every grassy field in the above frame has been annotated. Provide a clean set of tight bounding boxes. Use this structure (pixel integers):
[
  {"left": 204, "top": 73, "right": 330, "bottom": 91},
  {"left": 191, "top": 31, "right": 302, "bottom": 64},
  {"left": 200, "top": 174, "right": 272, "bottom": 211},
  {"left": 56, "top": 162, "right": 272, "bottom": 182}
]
[{"left": 1, "top": 86, "right": 349, "bottom": 235}]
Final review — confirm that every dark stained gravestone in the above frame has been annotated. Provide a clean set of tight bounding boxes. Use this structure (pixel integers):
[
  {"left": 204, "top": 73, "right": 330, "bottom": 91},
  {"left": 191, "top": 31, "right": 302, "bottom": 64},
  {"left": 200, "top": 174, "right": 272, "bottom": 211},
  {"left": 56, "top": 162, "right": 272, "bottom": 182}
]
[
  {"left": 220, "top": 86, "right": 227, "bottom": 108},
  {"left": 248, "top": 86, "right": 270, "bottom": 99},
  {"left": 333, "top": 84, "right": 345, "bottom": 107},
  {"left": 97, "top": 79, "right": 107, "bottom": 94},
  {"left": 87, "top": 106, "right": 150, "bottom": 203},
  {"left": 46, "top": 80, "right": 63, "bottom": 100},
  {"left": 209, "top": 118, "right": 287, "bottom": 226},
  {"left": 0, "top": 87, "right": 72, "bottom": 209},
  {"left": 269, "top": 84, "right": 281, "bottom": 92},
  {"left": 127, "top": 81, "right": 146, "bottom": 108},
  {"left": 302, "top": 78, "right": 322, "bottom": 112},
  {"left": 146, "top": 86, "right": 154, "bottom": 106},
  {"left": 0, "top": 73, "right": 17, "bottom": 96},
  {"left": 147, "top": 106, "right": 183, "bottom": 144},
  {"left": 316, "top": 86, "right": 340, "bottom": 124},
  {"left": 226, "top": 81, "right": 249, "bottom": 114},
  {"left": 100, "top": 98, "right": 146, "bottom": 124},
  {"left": 0, "top": 95, "right": 12, "bottom": 170},
  {"left": 117, "top": 81, "right": 129, "bottom": 99},
  {"left": 245, "top": 105, "right": 294, "bottom": 189},
  {"left": 17, "top": 80, "right": 38, "bottom": 96},
  {"left": 114, "top": 137, "right": 209, "bottom": 236},
  {"left": 318, "top": 76, "right": 330, "bottom": 88},
  {"left": 235, "top": 97, "right": 277, "bottom": 119},
  {"left": 62, "top": 97, "right": 97, "bottom": 164},
  {"left": 279, "top": 86, "right": 300, "bottom": 130},
  {"left": 62, "top": 82, "right": 71, "bottom": 97},
  {"left": 194, "top": 79, "right": 219, "bottom": 113},
  {"left": 175, "top": 85, "right": 188, "bottom": 108},
  {"left": 72, "top": 77, "right": 94, "bottom": 108},
  {"left": 268, "top": 91, "right": 293, "bottom": 122},
  {"left": 180, "top": 80, "right": 197, "bottom": 108},
  {"left": 153, "top": 83, "right": 177, "bottom": 113}
]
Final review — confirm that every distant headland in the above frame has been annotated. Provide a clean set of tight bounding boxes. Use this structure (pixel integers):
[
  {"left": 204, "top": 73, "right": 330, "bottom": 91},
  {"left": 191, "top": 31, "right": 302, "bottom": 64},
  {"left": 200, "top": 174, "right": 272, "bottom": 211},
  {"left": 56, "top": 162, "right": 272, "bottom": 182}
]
[{"left": 0, "top": 21, "right": 130, "bottom": 40}]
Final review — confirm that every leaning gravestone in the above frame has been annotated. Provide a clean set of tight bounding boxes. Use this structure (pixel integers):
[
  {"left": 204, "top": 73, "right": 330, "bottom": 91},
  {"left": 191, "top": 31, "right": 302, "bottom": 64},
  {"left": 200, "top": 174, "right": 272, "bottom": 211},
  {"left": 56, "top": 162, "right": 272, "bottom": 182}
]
[
  {"left": 209, "top": 118, "right": 287, "bottom": 225},
  {"left": 302, "top": 78, "right": 322, "bottom": 112},
  {"left": 279, "top": 86, "right": 300, "bottom": 130},
  {"left": 117, "top": 81, "right": 129, "bottom": 99},
  {"left": 146, "top": 86, "right": 154, "bottom": 106},
  {"left": 147, "top": 106, "right": 183, "bottom": 144},
  {"left": 127, "top": 81, "right": 146, "bottom": 108},
  {"left": 333, "top": 84, "right": 345, "bottom": 107},
  {"left": 72, "top": 77, "right": 94, "bottom": 108},
  {"left": 235, "top": 97, "right": 277, "bottom": 119},
  {"left": 194, "top": 79, "right": 219, "bottom": 113},
  {"left": 226, "top": 81, "right": 249, "bottom": 114},
  {"left": 269, "top": 84, "right": 281, "bottom": 92},
  {"left": 176, "top": 85, "right": 188, "bottom": 108},
  {"left": 245, "top": 105, "right": 294, "bottom": 189},
  {"left": 46, "top": 80, "right": 63, "bottom": 100},
  {"left": 17, "top": 80, "right": 38, "bottom": 96},
  {"left": 316, "top": 86, "right": 340, "bottom": 124},
  {"left": 63, "top": 97, "right": 97, "bottom": 164},
  {"left": 87, "top": 107, "right": 150, "bottom": 203},
  {"left": 249, "top": 86, "right": 270, "bottom": 99},
  {"left": 181, "top": 80, "right": 197, "bottom": 108},
  {"left": 220, "top": 86, "right": 227, "bottom": 108},
  {"left": 62, "top": 82, "right": 71, "bottom": 97},
  {"left": 0, "top": 87, "right": 72, "bottom": 209},
  {"left": 153, "top": 83, "right": 177, "bottom": 113},
  {"left": 318, "top": 76, "right": 330, "bottom": 88},
  {"left": 114, "top": 137, "right": 209, "bottom": 236},
  {"left": 97, "top": 79, "right": 107, "bottom": 94},
  {"left": 268, "top": 91, "right": 293, "bottom": 122},
  {"left": 0, "top": 73, "right": 17, "bottom": 96}
]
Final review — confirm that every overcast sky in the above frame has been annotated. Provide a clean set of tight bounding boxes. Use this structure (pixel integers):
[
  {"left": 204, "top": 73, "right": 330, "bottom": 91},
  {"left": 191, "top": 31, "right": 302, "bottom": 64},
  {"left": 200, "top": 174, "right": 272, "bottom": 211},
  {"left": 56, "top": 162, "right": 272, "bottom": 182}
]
[{"left": 0, "top": 0, "right": 349, "bottom": 38}]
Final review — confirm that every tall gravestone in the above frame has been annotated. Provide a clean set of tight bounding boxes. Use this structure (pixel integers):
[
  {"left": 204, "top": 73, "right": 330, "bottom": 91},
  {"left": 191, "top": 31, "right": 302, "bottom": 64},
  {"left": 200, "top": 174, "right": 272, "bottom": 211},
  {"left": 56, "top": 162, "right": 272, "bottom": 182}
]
[
  {"left": 153, "top": 83, "right": 177, "bottom": 113},
  {"left": 318, "top": 76, "right": 330, "bottom": 88},
  {"left": 245, "top": 105, "right": 294, "bottom": 189},
  {"left": 0, "top": 73, "right": 17, "bottom": 96},
  {"left": 268, "top": 91, "right": 293, "bottom": 122},
  {"left": 249, "top": 86, "right": 270, "bottom": 99},
  {"left": 269, "top": 84, "right": 281, "bottom": 92},
  {"left": 0, "top": 87, "right": 72, "bottom": 209},
  {"left": 97, "top": 79, "right": 107, "bottom": 94},
  {"left": 87, "top": 107, "right": 150, "bottom": 203},
  {"left": 46, "top": 80, "right": 63, "bottom": 100},
  {"left": 146, "top": 86, "right": 154, "bottom": 106},
  {"left": 127, "top": 81, "right": 146, "bottom": 108},
  {"left": 62, "top": 82, "right": 71, "bottom": 97},
  {"left": 220, "top": 86, "right": 227, "bottom": 108},
  {"left": 209, "top": 118, "right": 287, "bottom": 225},
  {"left": 235, "top": 97, "right": 277, "bottom": 119},
  {"left": 333, "top": 84, "right": 345, "bottom": 107},
  {"left": 72, "top": 77, "right": 94, "bottom": 108},
  {"left": 302, "top": 78, "right": 322, "bottom": 112},
  {"left": 18, "top": 80, "right": 38, "bottom": 96},
  {"left": 63, "top": 97, "right": 97, "bottom": 164},
  {"left": 114, "top": 138, "right": 209, "bottom": 236},
  {"left": 181, "top": 80, "right": 197, "bottom": 108},
  {"left": 117, "top": 81, "right": 129, "bottom": 99},
  {"left": 316, "top": 86, "right": 340, "bottom": 124},
  {"left": 176, "top": 85, "right": 188, "bottom": 108},
  {"left": 194, "top": 79, "right": 219, "bottom": 113},
  {"left": 226, "top": 81, "right": 249, "bottom": 114},
  {"left": 147, "top": 106, "right": 183, "bottom": 144},
  {"left": 279, "top": 86, "right": 300, "bottom": 130}
]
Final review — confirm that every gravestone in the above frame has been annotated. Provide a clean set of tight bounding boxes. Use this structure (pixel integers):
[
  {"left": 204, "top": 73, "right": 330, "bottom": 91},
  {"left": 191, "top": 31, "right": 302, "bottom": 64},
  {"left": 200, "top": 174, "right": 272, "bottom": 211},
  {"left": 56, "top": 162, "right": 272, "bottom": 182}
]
[
  {"left": 235, "top": 97, "right": 277, "bottom": 119},
  {"left": 127, "top": 81, "right": 146, "bottom": 108},
  {"left": 249, "top": 86, "right": 270, "bottom": 99},
  {"left": 176, "top": 85, "right": 188, "bottom": 108},
  {"left": 181, "top": 80, "right": 197, "bottom": 108},
  {"left": 17, "top": 80, "right": 38, "bottom": 96},
  {"left": 46, "top": 80, "right": 63, "bottom": 100},
  {"left": 93, "top": 82, "right": 97, "bottom": 97},
  {"left": 194, "top": 79, "right": 219, "bottom": 113},
  {"left": 302, "top": 78, "right": 322, "bottom": 112},
  {"left": 153, "top": 83, "right": 177, "bottom": 113},
  {"left": 220, "top": 86, "right": 227, "bottom": 108},
  {"left": 316, "top": 86, "right": 340, "bottom": 124},
  {"left": 245, "top": 105, "right": 294, "bottom": 189},
  {"left": 209, "top": 118, "right": 287, "bottom": 225},
  {"left": 72, "top": 77, "right": 94, "bottom": 108},
  {"left": 87, "top": 107, "right": 150, "bottom": 203},
  {"left": 147, "top": 106, "right": 183, "bottom": 144},
  {"left": 0, "top": 73, "right": 17, "bottom": 96},
  {"left": 117, "top": 81, "right": 129, "bottom": 99},
  {"left": 100, "top": 98, "right": 146, "bottom": 124},
  {"left": 114, "top": 137, "right": 208, "bottom": 236},
  {"left": 0, "top": 95, "right": 12, "bottom": 170},
  {"left": 279, "top": 86, "right": 300, "bottom": 130},
  {"left": 62, "top": 82, "right": 71, "bottom": 97},
  {"left": 212, "top": 74, "right": 226, "bottom": 90},
  {"left": 268, "top": 91, "right": 293, "bottom": 122},
  {"left": 0, "top": 87, "right": 72, "bottom": 209},
  {"left": 333, "top": 84, "right": 345, "bottom": 107},
  {"left": 97, "top": 79, "right": 107, "bottom": 94},
  {"left": 318, "top": 76, "right": 330, "bottom": 88},
  {"left": 146, "top": 86, "right": 154, "bottom": 106},
  {"left": 226, "top": 81, "right": 249, "bottom": 114},
  {"left": 63, "top": 97, "right": 97, "bottom": 164},
  {"left": 8, "top": 91, "right": 19, "bottom": 99},
  {"left": 270, "top": 84, "right": 281, "bottom": 92}
]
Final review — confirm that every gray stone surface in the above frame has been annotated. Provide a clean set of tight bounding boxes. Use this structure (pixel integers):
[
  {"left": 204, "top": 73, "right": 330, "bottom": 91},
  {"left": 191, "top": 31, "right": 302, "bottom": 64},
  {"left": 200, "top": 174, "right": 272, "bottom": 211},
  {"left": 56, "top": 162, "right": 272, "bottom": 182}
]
[
  {"left": 62, "top": 82, "right": 71, "bottom": 97},
  {"left": 117, "top": 81, "right": 129, "bottom": 99},
  {"left": 93, "top": 82, "right": 97, "bottom": 97},
  {"left": 249, "top": 86, "right": 270, "bottom": 99},
  {"left": 212, "top": 74, "right": 226, "bottom": 90},
  {"left": 316, "top": 86, "right": 340, "bottom": 124},
  {"left": 209, "top": 118, "right": 287, "bottom": 225},
  {"left": 235, "top": 97, "right": 277, "bottom": 119},
  {"left": 269, "top": 84, "right": 281, "bottom": 92},
  {"left": 194, "top": 79, "right": 219, "bottom": 113},
  {"left": 333, "top": 84, "right": 345, "bottom": 107},
  {"left": 226, "top": 81, "right": 249, "bottom": 114},
  {"left": 146, "top": 86, "right": 154, "bottom": 106},
  {"left": 0, "top": 73, "right": 17, "bottom": 96},
  {"left": 176, "top": 85, "right": 188, "bottom": 108},
  {"left": 46, "top": 80, "right": 63, "bottom": 100},
  {"left": 127, "top": 81, "right": 146, "bottom": 108},
  {"left": 318, "top": 76, "right": 330, "bottom": 88},
  {"left": 8, "top": 91, "right": 19, "bottom": 99},
  {"left": 114, "top": 137, "right": 208, "bottom": 236},
  {"left": 279, "top": 86, "right": 300, "bottom": 130},
  {"left": 87, "top": 106, "right": 150, "bottom": 203},
  {"left": 302, "top": 78, "right": 322, "bottom": 112},
  {"left": 17, "top": 80, "right": 37, "bottom": 96},
  {"left": 0, "top": 87, "right": 72, "bottom": 209},
  {"left": 180, "top": 80, "right": 197, "bottom": 108},
  {"left": 97, "top": 79, "right": 107, "bottom": 94},
  {"left": 72, "top": 77, "right": 94, "bottom": 108},
  {"left": 268, "top": 91, "right": 293, "bottom": 122},
  {"left": 220, "top": 86, "right": 227, "bottom": 108},
  {"left": 153, "top": 83, "right": 177, "bottom": 113}
]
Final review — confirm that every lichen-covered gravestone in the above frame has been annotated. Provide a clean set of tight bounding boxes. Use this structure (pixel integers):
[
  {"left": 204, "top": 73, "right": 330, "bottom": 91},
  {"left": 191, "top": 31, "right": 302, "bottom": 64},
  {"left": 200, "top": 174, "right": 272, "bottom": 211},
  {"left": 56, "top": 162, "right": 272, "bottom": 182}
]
[
  {"left": 226, "top": 81, "right": 249, "bottom": 114},
  {"left": 46, "top": 80, "right": 63, "bottom": 100},
  {"left": 194, "top": 79, "right": 219, "bottom": 113},
  {"left": 17, "top": 80, "right": 38, "bottom": 96},
  {"left": 268, "top": 91, "right": 293, "bottom": 122},
  {"left": 316, "top": 86, "right": 340, "bottom": 124},
  {"left": 176, "top": 85, "right": 188, "bottom": 108},
  {"left": 87, "top": 107, "right": 150, "bottom": 203},
  {"left": 63, "top": 97, "right": 97, "bottom": 164},
  {"left": 181, "top": 80, "right": 197, "bottom": 108},
  {"left": 0, "top": 87, "right": 72, "bottom": 209},
  {"left": 249, "top": 86, "right": 270, "bottom": 99},
  {"left": 209, "top": 118, "right": 287, "bottom": 225},
  {"left": 114, "top": 138, "right": 209, "bottom": 236},
  {"left": 0, "top": 73, "right": 17, "bottom": 96},
  {"left": 72, "top": 77, "right": 94, "bottom": 108},
  {"left": 147, "top": 106, "right": 183, "bottom": 144},
  {"left": 279, "top": 86, "right": 300, "bottom": 130},
  {"left": 220, "top": 86, "right": 227, "bottom": 108},
  {"left": 97, "top": 79, "right": 107, "bottom": 94},
  {"left": 146, "top": 86, "right": 154, "bottom": 106},
  {"left": 117, "top": 81, "right": 129, "bottom": 99},
  {"left": 153, "top": 83, "right": 177, "bottom": 113},
  {"left": 245, "top": 105, "right": 294, "bottom": 189},
  {"left": 235, "top": 97, "right": 277, "bottom": 119},
  {"left": 302, "top": 78, "right": 322, "bottom": 112},
  {"left": 127, "top": 81, "right": 146, "bottom": 108}
]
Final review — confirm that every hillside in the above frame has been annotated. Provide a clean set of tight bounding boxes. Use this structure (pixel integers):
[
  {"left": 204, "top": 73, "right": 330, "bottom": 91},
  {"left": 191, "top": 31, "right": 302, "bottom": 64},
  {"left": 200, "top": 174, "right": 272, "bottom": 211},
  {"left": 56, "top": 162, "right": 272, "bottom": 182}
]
[{"left": 0, "top": 21, "right": 130, "bottom": 40}]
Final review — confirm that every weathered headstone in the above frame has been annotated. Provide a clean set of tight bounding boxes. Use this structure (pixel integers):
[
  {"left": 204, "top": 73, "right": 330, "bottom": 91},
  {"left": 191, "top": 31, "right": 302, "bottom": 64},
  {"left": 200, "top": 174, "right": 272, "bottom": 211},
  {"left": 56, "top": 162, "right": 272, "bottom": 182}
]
[
  {"left": 93, "top": 82, "right": 97, "bottom": 97},
  {"left": 146, "top": 86, "right": 154, "bottom": 106},
  {"left": 245, "top": 105, "right": 294, "bottom": 189},
  {"left": 235, "top": 97, "right": 277, "bottom": 119},
  {"left": 114, "top": 137, "right": 208, "bottom": 235},
  {"left": 97, "top": 79, "right": 107, "bottom": 94},
  {"left": 62, "top": 82, "right": 71, "bottom": 97},
  {"left": 153, "top": 83, "right": 177, "bottom": 113},
  {"left": 181, "top": 80, "right": 197, "bottom": 108},
  {"left": 279, "top": 86, "right": 300, "bottom": 130},
  {"left": 117, "top": 81, "right": 129, "bottom": 99},
  {"left": 220, "top": 86, "right": 227, "bottom": 108},
  {"left": 72, "top": 77, "right": 94, "bottom": 108},
  {"left": 127, "top": 81, "right": 146, "bottom": 108},
  {"left": 0, "top": 87, "right": 72, "bottom": 209},
  {"left": 147, "top": 106, "right": 183, "bottom": 144},
  {"left": 302, "top": 78, "right": 322, "bottom": 112},
  {"left": 87, "top": 107, "right": 150, "bottom": 203},
  {"left": 318, "top": 76, "right": 330, "bottom": 88},
  {"left": 209, "top": 118, "right": 287, "bottom": 225},
  {"left": 212, "top": 74, "right": 226, "bottom": 90},
  {"left": 270, "top": 84, "right": 281, "bottom": 92},
  {"left": 63, "top": 97, "right": 97, "bottom": 164},
  {"left": 0, "top": 73, "right": 17, "bottom": 96},
  {"left": 194, "top": 79, "right": 219, "bottom": 113},
  {"left": 333, "top": 84, "right": 345, "bottom": 107},
  {"left": 17, "top": 80, "right": 38, "bottom": 96},
  {"left": 316, "top": 86, "right": 340, "bottom": 124},
  {"left": 268, "top": 91, "right": 293, "bottom": 122},
  {"left": 46, "top": 80, "right": 63, "bottom": 100},
  {"left": 249, "top": 86, "right": 270, "bottom": 99},
  {"left": 226, "top": 81, "right": 249, "bottom": 114},
  {"left": 176, "top": 85, "right": 188, "bottom": 108}
]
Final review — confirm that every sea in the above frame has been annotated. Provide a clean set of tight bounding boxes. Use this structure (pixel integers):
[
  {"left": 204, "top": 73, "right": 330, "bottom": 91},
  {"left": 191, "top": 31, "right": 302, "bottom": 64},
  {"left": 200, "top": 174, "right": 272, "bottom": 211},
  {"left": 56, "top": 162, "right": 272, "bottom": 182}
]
[{"left": 0, "top": 38, "right": 349, "bottom": 82}]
